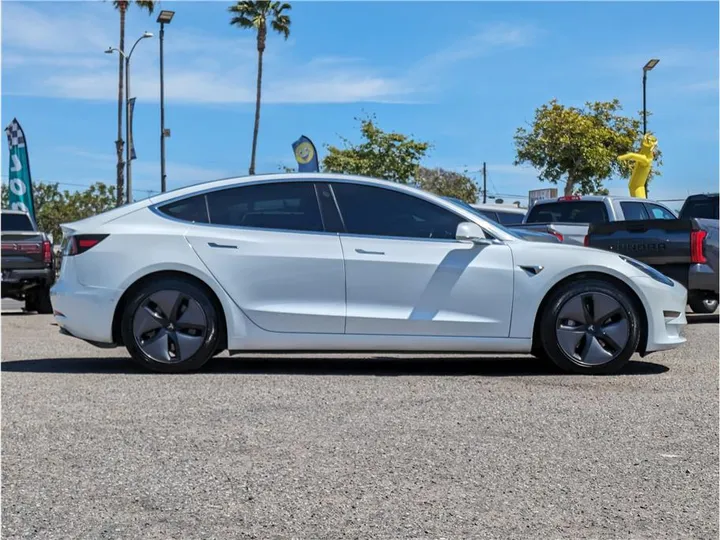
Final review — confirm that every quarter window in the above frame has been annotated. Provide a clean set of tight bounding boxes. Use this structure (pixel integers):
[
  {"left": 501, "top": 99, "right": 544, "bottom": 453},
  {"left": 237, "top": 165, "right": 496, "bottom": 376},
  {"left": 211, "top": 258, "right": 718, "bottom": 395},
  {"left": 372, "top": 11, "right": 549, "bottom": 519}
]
[
  {"left": 206, "top": 182, "right": 323, "bottom": 232},
  {"left": 331, "top": 183, "right": 463, "bottom": 240},
  {"left": 158, "top": 195, "right": 209, "bottom": 223}
]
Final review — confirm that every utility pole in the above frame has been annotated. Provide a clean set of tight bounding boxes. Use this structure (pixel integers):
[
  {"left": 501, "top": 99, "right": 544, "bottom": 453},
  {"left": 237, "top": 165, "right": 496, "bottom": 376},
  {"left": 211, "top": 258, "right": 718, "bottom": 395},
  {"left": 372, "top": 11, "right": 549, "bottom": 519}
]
[{"left": 482, "top": 162, "right": 487, "bottom": 203}]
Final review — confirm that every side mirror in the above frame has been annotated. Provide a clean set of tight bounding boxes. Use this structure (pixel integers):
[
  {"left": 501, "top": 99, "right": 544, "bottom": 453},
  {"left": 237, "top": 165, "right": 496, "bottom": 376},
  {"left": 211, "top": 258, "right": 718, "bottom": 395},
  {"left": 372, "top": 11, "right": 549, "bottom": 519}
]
[{"left": 456, "top": 222, "right": 490, "bottom": 244}]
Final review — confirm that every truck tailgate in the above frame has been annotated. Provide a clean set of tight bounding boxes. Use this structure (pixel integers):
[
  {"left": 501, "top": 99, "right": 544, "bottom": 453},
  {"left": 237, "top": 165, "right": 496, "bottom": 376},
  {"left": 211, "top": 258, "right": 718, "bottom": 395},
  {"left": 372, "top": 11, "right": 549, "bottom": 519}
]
[
  {"left": 2, "top": 232, "right": 48, "bottom": 271},
  {"left": 586, "top": 219, "right": 694, "bottom": 265}
]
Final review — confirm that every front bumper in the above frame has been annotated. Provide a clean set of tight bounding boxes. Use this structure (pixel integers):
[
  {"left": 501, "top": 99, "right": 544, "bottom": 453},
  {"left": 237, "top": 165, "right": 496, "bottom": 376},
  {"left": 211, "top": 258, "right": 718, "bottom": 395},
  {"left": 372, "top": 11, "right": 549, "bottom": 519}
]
[
  {"left": 50, "top": 279, "right": 119, "bottom": 344},
  {"left": 634, "top": 276, "right": 688, "bottom": 354}
]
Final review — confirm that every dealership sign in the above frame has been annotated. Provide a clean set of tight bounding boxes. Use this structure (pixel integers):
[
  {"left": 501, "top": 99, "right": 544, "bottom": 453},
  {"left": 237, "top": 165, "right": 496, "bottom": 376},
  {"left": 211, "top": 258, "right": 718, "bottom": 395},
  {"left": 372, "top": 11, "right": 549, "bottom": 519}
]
[{"left": 528, "top": 188, "right": 558, "bottom": 207}]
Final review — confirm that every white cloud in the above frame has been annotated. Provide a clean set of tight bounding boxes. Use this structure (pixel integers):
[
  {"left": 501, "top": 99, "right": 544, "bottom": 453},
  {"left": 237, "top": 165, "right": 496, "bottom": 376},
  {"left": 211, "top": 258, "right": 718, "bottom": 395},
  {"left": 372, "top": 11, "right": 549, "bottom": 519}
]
[{"left": 2, "top": 3, "right": 540, "bottom": 105}]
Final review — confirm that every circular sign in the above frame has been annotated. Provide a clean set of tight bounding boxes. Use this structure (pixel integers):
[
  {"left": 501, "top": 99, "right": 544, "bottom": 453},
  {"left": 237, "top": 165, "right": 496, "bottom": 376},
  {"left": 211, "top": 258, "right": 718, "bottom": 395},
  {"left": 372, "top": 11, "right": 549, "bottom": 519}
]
[{"left": 294, "top": 142, "right": 314, "bottom": 165}]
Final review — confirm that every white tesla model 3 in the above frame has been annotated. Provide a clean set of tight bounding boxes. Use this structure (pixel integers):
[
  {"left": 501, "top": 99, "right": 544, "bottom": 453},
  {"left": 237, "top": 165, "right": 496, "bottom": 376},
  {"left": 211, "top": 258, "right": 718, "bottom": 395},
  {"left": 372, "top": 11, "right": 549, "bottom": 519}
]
[{"left": 50, "top": 173, "right": 687, "bottom": 374}]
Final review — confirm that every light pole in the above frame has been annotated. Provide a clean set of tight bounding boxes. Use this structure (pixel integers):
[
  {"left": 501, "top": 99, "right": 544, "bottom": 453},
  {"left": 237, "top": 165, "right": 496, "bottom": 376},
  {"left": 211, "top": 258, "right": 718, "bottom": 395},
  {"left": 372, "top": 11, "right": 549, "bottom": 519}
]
[
  {"left": 106, "top": 31, "right": 153, "bottom": 204},
  {"left": 157, "top": 10, "right": 175, "bottom": 193},
  {"left": 642, "top": 58, "right": 659, "bottom": 135}
]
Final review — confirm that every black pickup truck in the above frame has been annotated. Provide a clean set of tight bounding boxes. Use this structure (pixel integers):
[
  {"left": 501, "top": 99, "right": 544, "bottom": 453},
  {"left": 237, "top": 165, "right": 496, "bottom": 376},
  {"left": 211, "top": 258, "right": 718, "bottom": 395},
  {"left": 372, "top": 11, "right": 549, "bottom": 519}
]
[
  {"left": 586, "top": 196, "right": 719, "bottom": 313},
  {"left": 1, "top": 209, "right": 55, "bottom": 313}
]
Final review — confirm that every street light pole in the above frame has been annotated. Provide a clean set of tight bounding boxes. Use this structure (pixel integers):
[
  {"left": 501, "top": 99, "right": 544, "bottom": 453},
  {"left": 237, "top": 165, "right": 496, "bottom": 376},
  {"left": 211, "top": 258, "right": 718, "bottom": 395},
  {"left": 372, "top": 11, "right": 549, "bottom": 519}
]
[
  {"left": 106, "top": 31, "right": 153, "bottom": 204},
  {"left": 642, "top": 58, "right": 659, "bottom": 136},
  {"left": 157, "top": 10, "right": 175, "bottom": 193}
]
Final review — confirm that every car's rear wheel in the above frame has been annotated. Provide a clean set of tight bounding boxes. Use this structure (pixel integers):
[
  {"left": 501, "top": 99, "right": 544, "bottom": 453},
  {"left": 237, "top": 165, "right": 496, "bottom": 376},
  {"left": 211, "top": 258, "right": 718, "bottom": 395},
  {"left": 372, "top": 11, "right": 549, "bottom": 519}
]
[
  {"left": 688, "top": 294, "right": 718, "bottom": 314},
  {"left": 539, "top": 279, "right": 641, "bottom": 375},
  {"left": 121, "top": 278, "right": 220, "bottom": 373}
]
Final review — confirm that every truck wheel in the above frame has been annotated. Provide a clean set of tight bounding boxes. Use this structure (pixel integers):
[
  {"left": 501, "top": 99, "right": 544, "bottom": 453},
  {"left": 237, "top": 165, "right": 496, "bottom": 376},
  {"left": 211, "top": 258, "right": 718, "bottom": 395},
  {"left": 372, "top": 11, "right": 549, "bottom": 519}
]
[
  {"left": 539, "top": 279, "right": 641, "bottom": 375},
  {"left": 26, "top": 287, "right": 53, "bottom": 314},
  {"left": 688, "top": 295, "right": 718, "bottom": 314}
]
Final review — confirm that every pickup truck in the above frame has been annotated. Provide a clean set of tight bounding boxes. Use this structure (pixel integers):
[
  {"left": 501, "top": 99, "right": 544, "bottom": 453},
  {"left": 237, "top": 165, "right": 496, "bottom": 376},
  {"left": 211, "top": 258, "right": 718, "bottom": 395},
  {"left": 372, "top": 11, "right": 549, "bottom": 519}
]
[
  {"left": 441, "top": 197, "right": 559, "bottom": 243},
  {"left": 586, "top": 215, "right": 719, "bottom": 314},
  {"left": 511, "top": 195, "right": 677, "bottom": 245},
  {"left": 1, "top": 209, "right": 55, "bottom": 313}
]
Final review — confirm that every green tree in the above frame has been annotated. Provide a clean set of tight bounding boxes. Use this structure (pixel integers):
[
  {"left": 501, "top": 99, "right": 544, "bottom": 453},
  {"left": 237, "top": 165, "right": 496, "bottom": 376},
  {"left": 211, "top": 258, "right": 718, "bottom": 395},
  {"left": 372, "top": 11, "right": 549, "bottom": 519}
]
[
  {"left": 229, "top": 1, "right": 292, "bottom": 175},
  {"left": 415, "top": 167, "right": 478, "bottom": 203},
  {"left": 2, "top": 182, "right": 116, "bottom": 242},
  {"left": 322, "top": 116, "right": 431, "bottom": 183},
  {"left": 111, "top": 0, "right": 156, "bottom": 207},
  {"left": 514, "top": 99, "right": 662, "bottom": 196}
]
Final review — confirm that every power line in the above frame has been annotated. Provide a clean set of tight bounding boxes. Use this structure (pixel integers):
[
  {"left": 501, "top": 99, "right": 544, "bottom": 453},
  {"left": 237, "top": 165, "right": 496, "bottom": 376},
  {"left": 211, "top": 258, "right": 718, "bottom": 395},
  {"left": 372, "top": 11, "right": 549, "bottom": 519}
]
[{"left": 0, "top": 176, "right": 158, "bottom": 196}]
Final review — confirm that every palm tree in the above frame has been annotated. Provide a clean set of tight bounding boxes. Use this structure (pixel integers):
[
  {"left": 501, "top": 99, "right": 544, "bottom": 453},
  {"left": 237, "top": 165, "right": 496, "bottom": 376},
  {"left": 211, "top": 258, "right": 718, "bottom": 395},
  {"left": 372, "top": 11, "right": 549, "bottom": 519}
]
[
  {"left": 229, "top": 1, "right": 291, "bottom": 175},
  {"left": 112, "top": 0, "right": 155, "bottom": 206}
]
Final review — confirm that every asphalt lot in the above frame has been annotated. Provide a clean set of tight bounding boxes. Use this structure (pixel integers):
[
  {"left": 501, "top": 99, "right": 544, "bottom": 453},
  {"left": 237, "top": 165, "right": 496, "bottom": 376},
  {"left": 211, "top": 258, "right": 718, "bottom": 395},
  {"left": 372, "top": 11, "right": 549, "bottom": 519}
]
[{"left": 1, "top": 299, "right": 718, "bottom": 539}]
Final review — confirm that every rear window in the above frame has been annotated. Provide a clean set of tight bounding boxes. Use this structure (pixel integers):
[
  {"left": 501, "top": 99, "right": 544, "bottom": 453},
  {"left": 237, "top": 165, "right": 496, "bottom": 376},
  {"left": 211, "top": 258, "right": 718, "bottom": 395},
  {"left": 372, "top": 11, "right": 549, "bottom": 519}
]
[
  {"left": 496, "top": 211, "right": 524, "bottom": 225},
  {"left": 680, "top": 196, "right": 719, "bottom": 220},
  {"left": 526, "top": 201, "right": 609, "bottom": 224},
  {"left": 1, "top": 212, "right": 34, "bottom": 231}
]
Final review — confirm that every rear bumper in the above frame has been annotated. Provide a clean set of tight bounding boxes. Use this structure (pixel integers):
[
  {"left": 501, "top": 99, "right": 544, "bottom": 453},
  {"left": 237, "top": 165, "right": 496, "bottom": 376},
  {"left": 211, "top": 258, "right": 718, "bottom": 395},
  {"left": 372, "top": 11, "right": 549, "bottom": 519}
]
[
  {"left": 635, "top": 276, "right": 688, "bottom": 353},
  {"left": 1, "top": 267, "right": 54, "bottom": 287},
  {"left": 50, "top": 279, "right": 119, "bottom": 344},
  {"left": 688, "top": 263, "right": 718, "bottom": 294}
]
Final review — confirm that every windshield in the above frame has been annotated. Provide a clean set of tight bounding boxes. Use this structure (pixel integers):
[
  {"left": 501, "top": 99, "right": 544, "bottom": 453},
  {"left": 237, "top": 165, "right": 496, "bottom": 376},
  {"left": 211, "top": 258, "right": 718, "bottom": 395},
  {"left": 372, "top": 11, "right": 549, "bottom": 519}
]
[
  {"left": 1, "top": 212, "right": 34, "bottom": 231},
  {"left": 441, "top": 197, "right": 524, "bottom": 239}
]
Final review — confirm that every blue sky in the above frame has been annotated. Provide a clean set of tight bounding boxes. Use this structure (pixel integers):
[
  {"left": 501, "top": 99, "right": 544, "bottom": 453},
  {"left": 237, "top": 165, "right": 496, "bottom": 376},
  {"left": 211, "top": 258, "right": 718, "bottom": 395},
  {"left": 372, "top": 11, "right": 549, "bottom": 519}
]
[{"left": 2, "top": 1, "right": 718, "bottom": 209}]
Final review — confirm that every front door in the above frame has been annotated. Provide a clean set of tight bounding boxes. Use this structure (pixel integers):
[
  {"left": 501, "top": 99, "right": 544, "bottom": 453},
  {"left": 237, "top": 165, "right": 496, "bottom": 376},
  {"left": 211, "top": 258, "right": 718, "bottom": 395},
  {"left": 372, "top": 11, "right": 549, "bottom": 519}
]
[{"left": 330, "top": 182, "right": 514, "bottom": 338}]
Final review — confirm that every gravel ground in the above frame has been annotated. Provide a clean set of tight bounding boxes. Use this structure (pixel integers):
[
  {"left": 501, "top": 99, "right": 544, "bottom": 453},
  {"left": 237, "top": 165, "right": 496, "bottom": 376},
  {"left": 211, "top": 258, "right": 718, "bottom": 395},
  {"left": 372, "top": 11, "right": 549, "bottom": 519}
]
[{"left": 2, "top": 301, "right": 718, "bottom": 539}]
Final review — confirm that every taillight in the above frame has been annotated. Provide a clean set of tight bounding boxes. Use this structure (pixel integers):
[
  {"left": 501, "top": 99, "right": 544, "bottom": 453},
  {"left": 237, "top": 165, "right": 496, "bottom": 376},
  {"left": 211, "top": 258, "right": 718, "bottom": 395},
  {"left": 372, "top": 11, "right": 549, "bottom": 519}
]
[
  {"left": 550, "top": 230, "right": 564, "bottom": 242},
  {"left": 43, "top": 240, "right": 52, "bottom": 264},
  {"left": 583, "top": 235, "right": 589, "bottom": 247},
  {"left": 66, "top": 234, "right": 108, "bottom": 256},
  {"left": 690, "top": 230, "right": 707, "bottom": 264},
  {"left": 559, "top": 195, "right": 581, "bottom": 201}
]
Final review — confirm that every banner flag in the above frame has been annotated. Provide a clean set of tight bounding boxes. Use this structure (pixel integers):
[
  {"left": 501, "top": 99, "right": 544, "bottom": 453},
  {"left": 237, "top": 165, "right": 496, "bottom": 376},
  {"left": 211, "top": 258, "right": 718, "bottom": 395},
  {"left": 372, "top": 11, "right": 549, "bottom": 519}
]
[
  {"left": 292, "top": 135, "right": 319, "bottom": 172},
  {"left": 4, "top": 118, "right": 35, "bottom": 219},
  {"left": 128, "top": 98, "right": 137, "bottom": 160}
]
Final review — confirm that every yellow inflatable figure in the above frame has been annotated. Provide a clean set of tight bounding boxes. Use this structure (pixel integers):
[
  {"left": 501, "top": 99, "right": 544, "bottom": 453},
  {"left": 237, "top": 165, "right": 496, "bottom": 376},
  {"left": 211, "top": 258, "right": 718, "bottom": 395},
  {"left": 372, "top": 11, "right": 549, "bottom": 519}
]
[{"left": 617, "top": 133, "right": 657, "bottom": 199}]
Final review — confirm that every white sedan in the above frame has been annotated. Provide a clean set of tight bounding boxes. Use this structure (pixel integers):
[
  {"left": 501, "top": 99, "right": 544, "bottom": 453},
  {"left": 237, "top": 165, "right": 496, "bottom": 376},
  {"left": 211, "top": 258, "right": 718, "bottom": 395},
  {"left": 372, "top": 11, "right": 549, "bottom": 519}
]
[{"left": 50, "top": 173, "right": 687, "bottom": 374}]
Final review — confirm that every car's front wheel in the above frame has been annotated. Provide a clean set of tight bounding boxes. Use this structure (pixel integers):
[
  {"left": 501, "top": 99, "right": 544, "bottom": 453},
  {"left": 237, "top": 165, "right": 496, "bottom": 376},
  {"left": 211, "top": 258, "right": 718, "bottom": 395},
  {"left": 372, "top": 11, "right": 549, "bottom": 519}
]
[
  {"left": 121, "top": 278, "right": 220, "bottom": 373},
  {"left": 539, "top": 279, "right": 642, "bottom": 375}
]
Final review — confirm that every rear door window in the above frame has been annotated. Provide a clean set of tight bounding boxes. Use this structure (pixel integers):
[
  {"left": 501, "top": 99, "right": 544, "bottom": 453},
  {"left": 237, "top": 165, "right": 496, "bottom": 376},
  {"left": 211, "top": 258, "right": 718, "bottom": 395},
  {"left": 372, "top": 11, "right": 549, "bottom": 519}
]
[
  {"left": 620, "top": 202, "right": 649, "bottom": 221},
  {"left": 206, "top": 181, "right": 324, "bottom": 232},
  {"left": 526, "top": 201, "right": 609, "bottom": 223}
]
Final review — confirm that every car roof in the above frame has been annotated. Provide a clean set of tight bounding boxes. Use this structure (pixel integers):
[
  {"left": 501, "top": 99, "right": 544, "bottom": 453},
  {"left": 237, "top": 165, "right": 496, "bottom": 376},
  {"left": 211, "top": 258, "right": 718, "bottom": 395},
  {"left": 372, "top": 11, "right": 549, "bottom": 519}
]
[
  {"left": 470, "top": 203, "right": 526, "bottom": 214},
  {"left": 531, "top": 195, "right": 666, "bottom": 205}
]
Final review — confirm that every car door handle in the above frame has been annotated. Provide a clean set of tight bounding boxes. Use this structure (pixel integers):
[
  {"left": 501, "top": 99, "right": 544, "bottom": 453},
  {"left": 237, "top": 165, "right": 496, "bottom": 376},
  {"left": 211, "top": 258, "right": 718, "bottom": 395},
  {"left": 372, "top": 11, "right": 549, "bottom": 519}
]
[
  {"left": 208, "top": 242, "right": 237, "bottom": 249},
  {"left": 355, "top": 248, "right": 385, "bottom": 255}
]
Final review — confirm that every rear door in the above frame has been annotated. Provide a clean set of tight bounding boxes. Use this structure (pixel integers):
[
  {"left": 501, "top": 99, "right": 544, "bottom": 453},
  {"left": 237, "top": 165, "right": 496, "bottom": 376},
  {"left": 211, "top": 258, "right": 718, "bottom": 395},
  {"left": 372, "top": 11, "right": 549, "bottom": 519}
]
[
  {"left": 178, "top": 181, "right": 346, "bottom": 334},
  {"left": 331, "top": 182, "right": 514, "bottom": 338}
]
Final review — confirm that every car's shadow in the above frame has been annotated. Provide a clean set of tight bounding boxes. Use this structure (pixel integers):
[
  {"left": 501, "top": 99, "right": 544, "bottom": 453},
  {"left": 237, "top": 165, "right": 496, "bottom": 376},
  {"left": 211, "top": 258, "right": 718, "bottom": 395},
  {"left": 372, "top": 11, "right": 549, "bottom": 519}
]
[{"left": 1, "top": 355, "right": 669, "bottom": 377}]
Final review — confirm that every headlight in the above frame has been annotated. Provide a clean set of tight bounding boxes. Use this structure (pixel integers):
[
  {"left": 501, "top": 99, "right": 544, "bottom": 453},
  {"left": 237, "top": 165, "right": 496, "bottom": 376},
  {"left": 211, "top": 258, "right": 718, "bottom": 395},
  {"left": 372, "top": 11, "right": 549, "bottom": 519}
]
[{"left": 619, "top": 256, "right": 674, "bottom": 287}]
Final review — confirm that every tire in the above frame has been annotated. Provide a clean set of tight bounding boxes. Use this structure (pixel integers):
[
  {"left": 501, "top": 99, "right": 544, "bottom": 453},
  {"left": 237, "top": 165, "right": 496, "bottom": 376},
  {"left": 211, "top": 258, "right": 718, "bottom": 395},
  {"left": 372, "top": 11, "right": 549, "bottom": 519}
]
[
  {"left": 539, "top": 279, "right": 641, "bottom": 375},
  {"left": 121, "top": 278, "right": 220, "bottom": 373},
  {"left": 688, "top": 295, "right": 718, "bottom": 314},
  {"left": 24, "top": 287, "right": 53, "bottom": 314}
]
